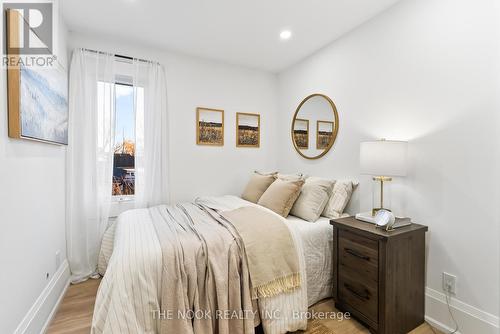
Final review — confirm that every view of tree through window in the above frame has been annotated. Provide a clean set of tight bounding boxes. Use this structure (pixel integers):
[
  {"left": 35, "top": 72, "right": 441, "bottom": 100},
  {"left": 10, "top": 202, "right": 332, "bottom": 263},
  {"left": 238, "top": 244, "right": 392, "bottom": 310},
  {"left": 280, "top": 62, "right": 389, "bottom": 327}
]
[{"left": 112, "top": 83, "right": 136, "bottom": 196}]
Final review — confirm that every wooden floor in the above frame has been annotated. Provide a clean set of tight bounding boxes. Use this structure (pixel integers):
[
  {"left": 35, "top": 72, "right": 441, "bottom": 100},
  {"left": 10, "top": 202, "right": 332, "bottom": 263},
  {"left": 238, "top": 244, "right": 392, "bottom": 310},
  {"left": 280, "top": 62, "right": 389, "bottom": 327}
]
[
  {"left": 47, "top": 278, "right": 101, "bottom": 334},
  {"left": 47, "top": 279, "right": 440, "bottom": 334}
]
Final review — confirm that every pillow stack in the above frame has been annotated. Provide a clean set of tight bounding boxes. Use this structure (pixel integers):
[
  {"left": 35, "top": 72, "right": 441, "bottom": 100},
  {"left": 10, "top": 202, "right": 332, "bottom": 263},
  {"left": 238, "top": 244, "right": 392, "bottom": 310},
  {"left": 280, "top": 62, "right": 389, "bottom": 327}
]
[
  {"left": 241, "top": 171, "right": 305, "bottom": 217},
  {"left": 276, "top": 173, "right": 306, "bottom": 181},
  {"left": 241, "top": 171, "right": 356, "bottom": 220}
]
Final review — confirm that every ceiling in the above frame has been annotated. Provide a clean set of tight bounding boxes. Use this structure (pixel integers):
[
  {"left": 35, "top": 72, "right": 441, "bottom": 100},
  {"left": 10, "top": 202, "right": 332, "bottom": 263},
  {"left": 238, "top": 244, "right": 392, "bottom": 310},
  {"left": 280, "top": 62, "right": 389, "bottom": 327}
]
[{"left": 61, "top": 0, "right": 401, "bottom": 72}]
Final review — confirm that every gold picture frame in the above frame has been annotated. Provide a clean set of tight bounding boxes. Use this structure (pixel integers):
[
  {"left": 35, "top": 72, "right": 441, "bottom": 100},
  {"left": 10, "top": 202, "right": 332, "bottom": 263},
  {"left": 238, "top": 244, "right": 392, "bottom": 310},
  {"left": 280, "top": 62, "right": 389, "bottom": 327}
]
[
  {"left": 316, "top": 120, "right": 335, "bottom": 149},
  {"left": 196, "top": 107, "right": 224, "bottom": 146},
  {"left": 236, "top": 112, "right": 260, "bottom": 148},
  {"left": 292, "top": 118, "right": 309, "bottom": 149},
  {"left": 6, "top": 9, "right": 69, "bottom": 145}
]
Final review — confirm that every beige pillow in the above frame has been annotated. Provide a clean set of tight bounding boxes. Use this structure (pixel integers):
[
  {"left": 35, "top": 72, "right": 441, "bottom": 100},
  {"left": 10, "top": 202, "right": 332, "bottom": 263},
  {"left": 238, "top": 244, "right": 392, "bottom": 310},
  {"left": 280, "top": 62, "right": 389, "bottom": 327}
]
[
  {"left": 258, "top": 178, "right": 304, "bottom": 217},
  {"left": 241, "top": 171, "right": 277, "bottom": 203},
  {"left": 290, "top": 177, "right": 335, "bottom": 222},
  {"left": 322, "top": 181, "right": 356, "bottom": 218},
  {"left": 277, "top": 173, "right": 307, "bottom": 181}
]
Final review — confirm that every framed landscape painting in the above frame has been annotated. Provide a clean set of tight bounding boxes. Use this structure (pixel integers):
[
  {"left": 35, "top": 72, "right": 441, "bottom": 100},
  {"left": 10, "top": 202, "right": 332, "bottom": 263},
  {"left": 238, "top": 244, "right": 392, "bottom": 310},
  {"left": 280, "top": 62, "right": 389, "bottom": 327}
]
[
  {"left": 8, "top": 65, "right": 69, "bottom": 145},
  {"left": 6, "top": 9, "right": 68, "bottom": 145},
  {"left": 196, "top": 107, "right": 224, "bottom": 146},
  {"left": 236, "top": 112, "right": 260, "bottom": 148},
  {"left": 316, "top": 120, "right": 334, "bottom": 149},
  {"left": 293, "top": 118, "right": 309, "bottom": 149}
]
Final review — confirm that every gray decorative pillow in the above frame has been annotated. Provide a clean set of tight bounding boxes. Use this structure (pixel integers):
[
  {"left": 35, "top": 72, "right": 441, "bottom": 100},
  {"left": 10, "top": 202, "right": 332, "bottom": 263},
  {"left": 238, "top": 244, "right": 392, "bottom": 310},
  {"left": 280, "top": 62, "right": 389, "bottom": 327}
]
[
  {"left": 322, "top": 181, "right": 356, "bottom": 218},
  {"left": 257, "top": 178, "right": 304, "bottom": 217},
  {"left": 241, "top": 171, "right": 277, "bottom": 203},
  {"left": 290, "top": 177, "right": 335, "bottom": 222}
]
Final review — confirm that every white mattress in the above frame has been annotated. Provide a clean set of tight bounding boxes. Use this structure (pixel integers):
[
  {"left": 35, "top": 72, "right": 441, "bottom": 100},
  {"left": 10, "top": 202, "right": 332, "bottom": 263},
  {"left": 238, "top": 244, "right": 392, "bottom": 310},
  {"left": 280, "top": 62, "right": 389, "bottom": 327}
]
[{"left": 285, "top": 215, "right": 334, "bottom": 306}]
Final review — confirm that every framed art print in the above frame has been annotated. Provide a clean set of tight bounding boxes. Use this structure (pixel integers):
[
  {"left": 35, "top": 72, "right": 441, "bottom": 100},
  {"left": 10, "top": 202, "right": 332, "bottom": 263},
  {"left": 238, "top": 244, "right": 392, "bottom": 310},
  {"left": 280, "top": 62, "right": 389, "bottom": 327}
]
[
  {"left": 292, "top": 118, "right": 309, "bottom": 149},
  {"left": 6, "top": 9, "right": 68, "bottom": 145},
  {"left": 196, "top": 107, "right": 224, "bottom": 146},
  {"left": 316, "top": 120, "right": 334, "bottom": 149},
  {"left": 236, "top": 112, "right": 260, "bottom": 148}
]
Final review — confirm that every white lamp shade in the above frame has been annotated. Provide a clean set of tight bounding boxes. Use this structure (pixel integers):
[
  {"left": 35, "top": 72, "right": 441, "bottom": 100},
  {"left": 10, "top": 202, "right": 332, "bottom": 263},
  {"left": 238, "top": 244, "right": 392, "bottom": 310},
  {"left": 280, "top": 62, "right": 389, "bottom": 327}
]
[{"left": 360, "top": 140, "right": 408, "bottom": 177}]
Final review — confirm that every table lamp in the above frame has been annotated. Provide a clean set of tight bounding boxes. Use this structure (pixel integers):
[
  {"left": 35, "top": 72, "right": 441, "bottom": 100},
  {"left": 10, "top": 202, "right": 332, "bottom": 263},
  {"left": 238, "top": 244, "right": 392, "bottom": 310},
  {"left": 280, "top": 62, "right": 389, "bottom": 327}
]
[{"left": 360, "top": 139, "right": 408, "bottom": 216}]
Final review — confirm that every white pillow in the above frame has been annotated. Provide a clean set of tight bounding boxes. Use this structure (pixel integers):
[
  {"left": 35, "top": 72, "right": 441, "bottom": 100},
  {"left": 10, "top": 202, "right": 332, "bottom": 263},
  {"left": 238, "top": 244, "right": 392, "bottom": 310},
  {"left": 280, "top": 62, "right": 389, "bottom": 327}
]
[
  {"left": 290, "top": 177, "right": 335, "bottom": 222},
  {"left": 322, "top": 181, "right": 356, "bottom": 219}
]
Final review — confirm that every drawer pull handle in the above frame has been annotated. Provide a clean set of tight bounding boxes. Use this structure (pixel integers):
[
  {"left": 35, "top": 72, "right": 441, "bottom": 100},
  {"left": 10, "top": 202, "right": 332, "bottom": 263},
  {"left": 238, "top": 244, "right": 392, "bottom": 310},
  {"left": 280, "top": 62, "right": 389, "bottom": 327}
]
[
  {"left": 344, "top": 283, "right": 370, "bottom": 301},
  {"left": 345, "top": 248, "right": 370, "bottom": 261}
]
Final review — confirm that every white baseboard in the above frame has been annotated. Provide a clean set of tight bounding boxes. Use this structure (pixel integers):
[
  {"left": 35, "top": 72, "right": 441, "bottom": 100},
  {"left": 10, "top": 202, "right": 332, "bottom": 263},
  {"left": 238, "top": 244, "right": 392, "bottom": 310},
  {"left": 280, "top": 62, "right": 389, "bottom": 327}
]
[
  {"left": 11, "top": 264, "right": 499, "bottom": 334},
  {"left": 14, "top": 260, "right": 70, "bottom": 334},
  {"left": 425, "top": 287, "right": 499, "bottom": 334}
]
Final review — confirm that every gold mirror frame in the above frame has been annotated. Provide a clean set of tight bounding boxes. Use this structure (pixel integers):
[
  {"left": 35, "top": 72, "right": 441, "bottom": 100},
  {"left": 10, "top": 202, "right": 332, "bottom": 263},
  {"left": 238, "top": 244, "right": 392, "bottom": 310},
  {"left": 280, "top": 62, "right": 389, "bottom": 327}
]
[{"left": 291, "top": 93, "right": 339, "bottom": 160}]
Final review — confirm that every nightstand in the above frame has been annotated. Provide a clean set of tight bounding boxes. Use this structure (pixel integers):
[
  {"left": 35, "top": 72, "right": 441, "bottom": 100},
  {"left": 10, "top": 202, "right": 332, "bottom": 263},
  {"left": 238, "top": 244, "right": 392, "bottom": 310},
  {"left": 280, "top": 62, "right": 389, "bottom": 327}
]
[{"left": 330, "top": 217, "right": 428, "bottom": 334}]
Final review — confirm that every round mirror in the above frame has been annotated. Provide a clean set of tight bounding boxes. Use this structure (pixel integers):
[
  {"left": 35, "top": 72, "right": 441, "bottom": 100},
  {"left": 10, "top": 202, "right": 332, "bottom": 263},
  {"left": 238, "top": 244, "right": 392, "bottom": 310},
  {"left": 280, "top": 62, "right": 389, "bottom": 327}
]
[{"left": 291, "top": 93, "right": 339, "bottom": 159}]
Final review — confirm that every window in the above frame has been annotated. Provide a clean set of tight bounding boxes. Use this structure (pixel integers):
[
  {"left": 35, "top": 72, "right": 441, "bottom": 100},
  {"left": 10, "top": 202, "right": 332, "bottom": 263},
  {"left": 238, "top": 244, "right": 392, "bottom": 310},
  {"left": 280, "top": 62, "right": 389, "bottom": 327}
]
[
  {"left": 98, "top": 74, "right": 144, "bottom": 202},
  {"left": 112, "top": 83, "right": 136, "bottom": 197}
]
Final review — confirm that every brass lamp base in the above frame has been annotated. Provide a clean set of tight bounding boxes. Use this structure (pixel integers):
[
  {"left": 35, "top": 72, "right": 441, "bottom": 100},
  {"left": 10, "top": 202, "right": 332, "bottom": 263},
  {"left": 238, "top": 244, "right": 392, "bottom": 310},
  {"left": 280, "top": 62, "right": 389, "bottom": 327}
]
[{"left": 371, "top": 176, "right": 392, "bottom": 216}]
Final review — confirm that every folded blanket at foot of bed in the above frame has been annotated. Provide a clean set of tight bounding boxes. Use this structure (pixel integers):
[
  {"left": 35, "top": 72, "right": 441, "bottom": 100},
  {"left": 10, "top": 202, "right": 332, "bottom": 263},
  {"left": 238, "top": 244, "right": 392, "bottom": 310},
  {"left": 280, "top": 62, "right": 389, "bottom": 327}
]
[{"left": 220, "top": 206, "right": 300, "bottom": 299}]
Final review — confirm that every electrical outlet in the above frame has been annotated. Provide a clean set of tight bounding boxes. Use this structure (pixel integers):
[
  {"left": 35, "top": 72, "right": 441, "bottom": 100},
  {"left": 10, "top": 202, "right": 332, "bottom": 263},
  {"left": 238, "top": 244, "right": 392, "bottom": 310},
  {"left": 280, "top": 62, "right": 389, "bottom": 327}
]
[
  {"left": 442, "top": 272, "right": 457, "bottom": 295},
  {"left": 55, "top": 250, "right": 61, "bottom": 269}
]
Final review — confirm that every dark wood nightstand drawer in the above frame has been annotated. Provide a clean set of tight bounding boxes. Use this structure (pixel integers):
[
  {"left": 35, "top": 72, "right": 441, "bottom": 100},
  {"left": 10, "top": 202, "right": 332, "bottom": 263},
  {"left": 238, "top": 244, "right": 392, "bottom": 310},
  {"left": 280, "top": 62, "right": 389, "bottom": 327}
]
[
  {"left": 339, "top": 230, "right": 378, "bottom": 282},
  {"left": 331, "top": 217, "right": 428, "bottom": 334},
  {"left": 339, "top": 271, "right": 378, "bottom": 322}
]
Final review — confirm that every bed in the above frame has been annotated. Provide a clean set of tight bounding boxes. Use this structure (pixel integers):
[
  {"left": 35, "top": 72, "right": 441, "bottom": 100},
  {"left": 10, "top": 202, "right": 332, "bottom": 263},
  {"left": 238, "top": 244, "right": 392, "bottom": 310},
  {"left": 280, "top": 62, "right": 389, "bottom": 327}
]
[{"left": 93, "top": 195, "right": 335, "bottom": 334}]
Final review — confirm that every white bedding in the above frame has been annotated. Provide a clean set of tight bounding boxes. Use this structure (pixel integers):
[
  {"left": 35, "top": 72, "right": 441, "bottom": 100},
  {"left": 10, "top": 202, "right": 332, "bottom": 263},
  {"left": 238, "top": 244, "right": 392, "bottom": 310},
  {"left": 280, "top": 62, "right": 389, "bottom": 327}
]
[
  {"left": 95, "top": 195, "right": 334, "bottom": 334},
  {"left": 285, "top": 215, "right": 334, "bottom": 306}
]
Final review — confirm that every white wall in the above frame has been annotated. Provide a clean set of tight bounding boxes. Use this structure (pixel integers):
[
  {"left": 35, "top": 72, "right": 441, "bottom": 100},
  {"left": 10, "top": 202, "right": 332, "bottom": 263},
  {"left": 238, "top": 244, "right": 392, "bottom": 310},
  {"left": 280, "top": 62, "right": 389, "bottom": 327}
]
[
  {"left": 277, "top": 0, "right": 499, "bottom": 331},
  {"left": 67, "top": 32, "right": 278, "bottom": 204},
  {"left": 0, "top": 3, "right": 70, "bottom": 334},
  {"left": 1, "top": 21, "right": 278, "bottom": 333},
  {"left": 3, "top": 0, "right": 499, "bottom": 332}
]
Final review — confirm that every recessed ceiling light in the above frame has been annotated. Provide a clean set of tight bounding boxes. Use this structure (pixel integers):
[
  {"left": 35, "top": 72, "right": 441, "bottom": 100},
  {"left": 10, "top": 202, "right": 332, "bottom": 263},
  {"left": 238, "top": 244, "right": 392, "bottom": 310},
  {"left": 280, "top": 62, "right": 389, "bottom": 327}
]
[{"left": 280, "top": 30, "right": 292, "bottom": 40}]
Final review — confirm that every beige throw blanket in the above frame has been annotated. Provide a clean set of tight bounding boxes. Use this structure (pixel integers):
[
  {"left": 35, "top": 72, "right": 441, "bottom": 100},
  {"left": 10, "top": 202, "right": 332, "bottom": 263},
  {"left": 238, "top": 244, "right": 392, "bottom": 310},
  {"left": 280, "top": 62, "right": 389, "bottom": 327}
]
[
  {"left": 221, "top": 206, "right": 301, "bottom": 299},
  {"left": 150, "top": 204, "right": 256, "bottom": 334}
]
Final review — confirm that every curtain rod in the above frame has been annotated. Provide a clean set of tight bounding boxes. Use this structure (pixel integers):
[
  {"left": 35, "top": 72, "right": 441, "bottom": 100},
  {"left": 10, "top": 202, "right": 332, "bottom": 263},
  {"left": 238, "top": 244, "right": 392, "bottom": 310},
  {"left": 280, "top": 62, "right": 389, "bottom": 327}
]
[{"left": 81, "top": 48, "right": 159, "bottom": 64}]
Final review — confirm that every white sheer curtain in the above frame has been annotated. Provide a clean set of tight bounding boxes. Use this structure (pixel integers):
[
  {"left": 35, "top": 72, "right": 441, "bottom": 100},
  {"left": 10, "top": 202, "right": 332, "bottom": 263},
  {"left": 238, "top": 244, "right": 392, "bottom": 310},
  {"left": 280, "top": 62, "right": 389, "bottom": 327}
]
[
  {"left": 133, "top": 60, "right": 169, "bottom": 207},
  {"left": 66, "top": 49, "right": 116, "bottom": 283},
  {"left": 67, "top": 50, "right": 169, "bottom": 282}
]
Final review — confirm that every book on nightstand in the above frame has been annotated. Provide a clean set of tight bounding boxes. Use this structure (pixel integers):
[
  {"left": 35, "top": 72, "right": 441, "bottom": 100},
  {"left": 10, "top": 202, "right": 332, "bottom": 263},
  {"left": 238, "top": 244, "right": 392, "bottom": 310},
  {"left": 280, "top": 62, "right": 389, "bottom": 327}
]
[{"left": 355, "top": 211, "right": 412, "bottom": 229}]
